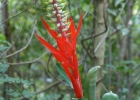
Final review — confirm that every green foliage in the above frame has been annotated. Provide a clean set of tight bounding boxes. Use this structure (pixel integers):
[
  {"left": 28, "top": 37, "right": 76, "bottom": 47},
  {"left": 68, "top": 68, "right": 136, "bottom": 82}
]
[
  {"left": 39, "top": 94, "right": 61, "bottom": 100},
  {"left": 55, "top": 63, "right": 72, "bottom": 87},
  {"left": 0, "top": 63, "right": 9, "bottom": 73},
  {"left": 115, "top": 0, "right": 123, "bottom": 7},
  {"left": 0, "top": 60, "right": 33, "bottom": 99},
  {"left": 121, "top": 28, "right": 130, "bottom": 36},
  {"left": 84, "top": 66, "right": 100, "bottom": 100},
  {"left": 0, "top": 0, "right": 140, "bottom": 99},
  {"left": 0, "top": 46, "right": 9, "bottom": 52},
  {"left": 6, "top": 89, "right": 20, "bottom": 97},
  {"left": 0, "top": 40, "right": 11, "bottom": 52},
  {"left": 0, "top": 74, "right": 33, "bottom": 85},
  {"left": 22, "top": 90, "right": 35, "bottom": 99},
  {"left": 136, "top": 96, "right": 140, "bottom": 100},
  {"left": 102, "top": 91, "right": 119, "bottom": 100},
  {"left": 0, "top": 97, "right": 4, "bottom": 100},
  {"left": 0, "top": 34, "right": 6, "bottom": 41},
  {"left": 62, "top": 94, "right": 71, "bottom": 100},
  {"left": 107, "top": 8, "right": 117, "bottom": 16}
]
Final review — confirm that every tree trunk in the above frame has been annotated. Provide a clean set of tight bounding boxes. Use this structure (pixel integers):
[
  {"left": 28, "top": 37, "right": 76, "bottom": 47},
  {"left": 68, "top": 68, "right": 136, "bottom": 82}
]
[
  {"left": 1, "top": 0, "right": 14, "bottom": 99},
  {"left": 119, "top": 0, "right": 134, "bottom": 61},
  {"left": 93, "top": 0, "right": 107, "bottom": 100},
  {"left": 119, "top": 0, "right": 134, "bottom": 100},
  {"left": 2, "top": 0, "right": 14, "bottom": 77}
]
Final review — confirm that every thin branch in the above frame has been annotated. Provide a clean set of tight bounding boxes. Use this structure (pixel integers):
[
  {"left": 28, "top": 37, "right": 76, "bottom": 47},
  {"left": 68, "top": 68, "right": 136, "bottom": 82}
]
[
  {"left": 18, "top": 80, "right": 62, "bottom": 100},
  {"left": 94, "top": 27, "right": 109, "bottom": 53},
  {"left": 81, "top": 38, "right": 93, "bottom": 59},
  {"left": 81, "top": 26, "right": 109, "bottom": 56},
  {"left": 11, "top": 84, "right": 25, "bottom": 99},
  {"left": 35, "top": 80, "right": 62, "bottom": 95},
  {"left": 83, "top": 0, "right": 94, "bottom": 18},
  {"left": 0, "top": 0, "right": 37, "bottom": 58},
  {"left": 5, "top": 43, "right": 57, "bottom": 65},
  {"left": 2, "top": 21, "right": 37, "bottom": 58},
  {"left": 0, "top": 17, "right": 29, "bottom": 58},
  {"left": 118, "top": 0, "right": 129, "bottom": 27},
  {"left": 130, "top": 74, "right": 140, "bottom": 88},
  {"left": 0, "top": 0, "right": 7, "bottom": 9},
  {"left": 101, "top": 82, "right": 109, "bottom": 92},
  {"left": 0, "top": 8, "right": 28, "bottom": 26}
]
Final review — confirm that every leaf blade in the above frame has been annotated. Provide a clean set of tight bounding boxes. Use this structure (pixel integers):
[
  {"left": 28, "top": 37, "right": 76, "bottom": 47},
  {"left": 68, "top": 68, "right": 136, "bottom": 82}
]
[{"left": 56, "top": 63, "right": 72, "bottom": 87}]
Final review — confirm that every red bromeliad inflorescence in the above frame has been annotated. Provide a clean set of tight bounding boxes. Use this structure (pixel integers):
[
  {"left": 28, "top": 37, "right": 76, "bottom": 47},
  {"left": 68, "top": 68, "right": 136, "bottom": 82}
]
[{"left": 35, "top": 0, "right": 83, "bottom": 98}]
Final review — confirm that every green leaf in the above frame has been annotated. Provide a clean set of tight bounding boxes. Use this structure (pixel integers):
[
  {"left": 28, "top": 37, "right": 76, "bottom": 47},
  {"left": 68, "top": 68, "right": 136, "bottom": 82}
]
[
  {"left": 107, "top": 9, "right": 117, "bottom": 16},
  {"left": 20, "top": 79, "right": 33, "bottom": 85},
  {"left": 84, "top": 66, "right": 100, "bottom": 100},
  {"left": 7, "top": 89, "right": 20, "bottom": 97},
  {"left": 121, "top": 28, "right": 129, "bottom": 36},
  {"left": 120, "top": 60, "right": 136, "bottom": 65},
  {"left": 55, "top": 63, "right": 72, "bottom": 87},
  {"left": 0, "top": 40, "right": 11, "bottom": 52},
  {"left": 135, "top": 96, "right": 140, "bottom": 100},
  {"left": 40, "top": 94, "right": 61, "bottom": 100},
  {"left": 117, "top": 24, "right": 123, "bottom": 30},
  {"left": 120, "top": 95, "right": 126, "bottom": 100},
  {"left": 102, "top": 91, "right": 119, "bottom": 100},
  {"left": 0, "top": 63, "right": 9, "bottom": 73},
  {"left": 105, "top": 64, "right": 116, "bottom": 69},
  {"left": 0, "top": 33, "right": 6, "bottom": 41},
  {"left": 62, "top": 94, "right": 71, "bottom": 100},
  {"left": 0, "top": 40, "right": 11, "bottom": 47},
  {"left": 0, "top": 46, "right": 9, "bottom": 51},
  {"left": 115, "top": 0, "right": 123, "bottom": 7},
  {"left": 22, "top": 90, "right": 35, "bottom": 99},
  {"left": 0, "top": 74, "right": 33, "bottom": 85},
  {"left": 0, "top": 96, "right": 4, "bottom": 100}
]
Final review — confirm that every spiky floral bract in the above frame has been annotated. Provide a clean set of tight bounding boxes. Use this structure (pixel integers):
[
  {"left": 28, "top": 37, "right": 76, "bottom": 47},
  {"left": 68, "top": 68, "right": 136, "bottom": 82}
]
[{"left": 35, "top": 0, "right": 83, "bottom": 98}]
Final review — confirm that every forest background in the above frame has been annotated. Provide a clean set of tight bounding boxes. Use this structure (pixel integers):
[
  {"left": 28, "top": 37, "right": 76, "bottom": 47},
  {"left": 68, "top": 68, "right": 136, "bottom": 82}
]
[{"left": 0, "top": 0, "right": 140, "bottom": 100}]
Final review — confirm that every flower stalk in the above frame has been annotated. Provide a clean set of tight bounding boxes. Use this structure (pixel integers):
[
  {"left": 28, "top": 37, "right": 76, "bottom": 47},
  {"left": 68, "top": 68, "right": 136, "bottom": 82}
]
[{"left": 35, "top": 0, "right": 83, "bottom": 98}]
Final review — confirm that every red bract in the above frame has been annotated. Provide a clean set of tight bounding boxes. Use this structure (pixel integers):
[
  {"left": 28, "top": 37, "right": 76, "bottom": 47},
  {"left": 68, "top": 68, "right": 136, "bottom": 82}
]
[{"left": 35, "top": 15, "right": 83, "bottom": 98}]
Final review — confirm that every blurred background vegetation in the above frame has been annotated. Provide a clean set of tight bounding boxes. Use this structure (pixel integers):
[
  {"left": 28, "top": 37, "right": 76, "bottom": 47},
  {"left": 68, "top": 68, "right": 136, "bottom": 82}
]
[{"left": 0, "top": 0, "right": 140, "bottom": 100}]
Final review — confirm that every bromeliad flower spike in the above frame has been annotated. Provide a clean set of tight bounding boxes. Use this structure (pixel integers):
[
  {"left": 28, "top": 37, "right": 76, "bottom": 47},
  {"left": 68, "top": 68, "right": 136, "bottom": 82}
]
[{"left": 35, "top": 0, "right": 83, "bottom": 98}]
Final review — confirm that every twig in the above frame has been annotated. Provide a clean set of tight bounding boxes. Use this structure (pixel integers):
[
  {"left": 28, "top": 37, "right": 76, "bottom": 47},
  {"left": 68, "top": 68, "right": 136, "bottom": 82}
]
[
  {"left": 2, "top": 21, "right": 37, "bottom": 58},
  {"left": 81, "top": 29, "right": 108, "bottom": 59},
  {"left": 18, "top": 80, "right": 62, "bottom": 100},
  {"left": 94, "top": 27, "right": 109, "bottom": 53},
  {"left": 0, "top": 8, "right": 28, "bottom": 26},
  {"left": 101, "top": 82, "right": 109, "bottom": 92},
  {"left": 0, "top": 18, "right": 29, "bottom": 58},
  {"left": 11, "top": 84, "right": 25, "bottom": 99},
  {"left": 81, "top": 38, "right": 93, "bottom": 59},
  {"left": 35, "top": 80, "right": 62, "bottom": 95},
  {"left": 0, "top": 0, "right": 7, "bottom": 9},
  {"left": 118, "top": 0, "right": 129, "bottom": 27},
  {"left": 5, "top": 43, "right": 57, "bottom": 65},
  {"left": 83, "top": 0, "right": 94, "bottom": 18}
]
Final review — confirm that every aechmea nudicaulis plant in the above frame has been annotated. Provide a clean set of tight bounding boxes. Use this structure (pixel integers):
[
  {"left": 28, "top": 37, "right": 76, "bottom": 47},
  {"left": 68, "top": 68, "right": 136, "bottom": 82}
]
[{"left": 35, "top": 0, "right": 83, "bottom": 98}]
